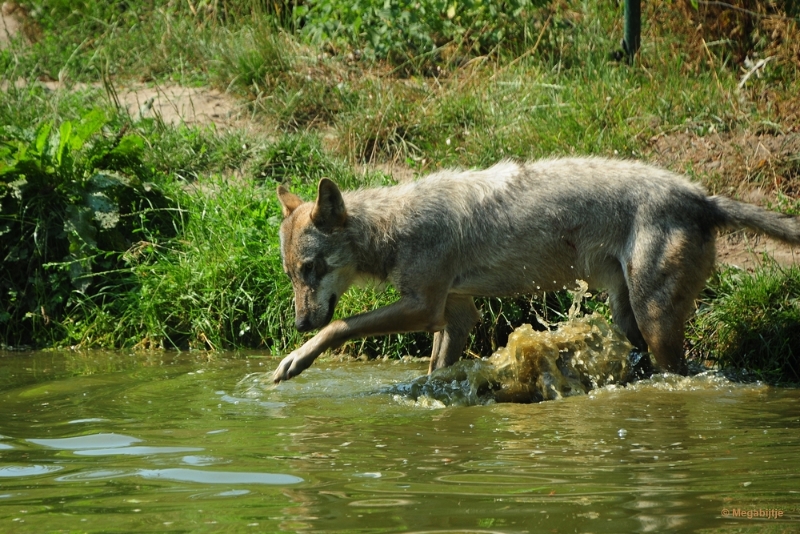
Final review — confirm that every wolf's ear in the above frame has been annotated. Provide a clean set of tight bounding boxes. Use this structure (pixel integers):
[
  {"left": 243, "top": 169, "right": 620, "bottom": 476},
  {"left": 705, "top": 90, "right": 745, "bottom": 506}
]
[
  {"left": 311, "top": 178, "right": 347, "bottom": 231},
  {"left": 277, "top": 185, "right": 303, "bottom": 218}
]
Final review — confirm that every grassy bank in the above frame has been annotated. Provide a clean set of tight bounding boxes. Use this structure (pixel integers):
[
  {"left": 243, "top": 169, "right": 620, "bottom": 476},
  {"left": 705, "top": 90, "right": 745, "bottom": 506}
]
[
  {"left": 688, "top": 263, "right": 800, "bottom": 383},
  {"left": 1, "top": 0, "right": 799, "bottom": 381}
]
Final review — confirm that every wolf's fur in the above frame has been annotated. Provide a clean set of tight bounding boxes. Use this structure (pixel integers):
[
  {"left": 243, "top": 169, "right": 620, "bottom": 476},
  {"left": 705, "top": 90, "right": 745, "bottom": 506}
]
[{"left": 272, "top": 157, "right": 800, "bottom": 382}]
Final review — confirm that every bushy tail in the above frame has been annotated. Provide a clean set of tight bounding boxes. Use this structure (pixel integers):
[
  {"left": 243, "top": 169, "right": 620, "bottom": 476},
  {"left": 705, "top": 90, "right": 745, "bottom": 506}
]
[{"left": 710, "top": 196, "right": 800, "bottom": 244}]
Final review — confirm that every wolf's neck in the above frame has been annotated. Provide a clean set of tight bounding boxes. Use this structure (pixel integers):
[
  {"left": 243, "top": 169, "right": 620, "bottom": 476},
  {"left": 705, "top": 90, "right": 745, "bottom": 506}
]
[{"left": 343, "top": 192, "right": 400, "bottom": 282}]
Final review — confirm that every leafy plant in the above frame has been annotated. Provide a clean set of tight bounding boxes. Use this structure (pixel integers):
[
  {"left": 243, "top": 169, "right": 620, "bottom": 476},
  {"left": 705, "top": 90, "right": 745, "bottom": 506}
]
[
  {"left": 296, "top": 0, "right": 543, "bottom": 67},
  {"left": 0, "top": 110, "right": 175, "bottom": 347}
]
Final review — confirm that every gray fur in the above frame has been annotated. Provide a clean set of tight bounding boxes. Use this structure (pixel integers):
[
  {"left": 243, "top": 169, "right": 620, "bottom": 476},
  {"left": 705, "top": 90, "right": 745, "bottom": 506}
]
[{"left": 273, "top": 157, "right": 800, "bottom": 382}]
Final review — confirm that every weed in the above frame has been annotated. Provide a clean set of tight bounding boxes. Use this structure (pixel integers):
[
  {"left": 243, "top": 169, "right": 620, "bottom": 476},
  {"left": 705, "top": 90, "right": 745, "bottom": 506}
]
[{"left": 296, "top": 0, "right": 544, "bottom": 68}]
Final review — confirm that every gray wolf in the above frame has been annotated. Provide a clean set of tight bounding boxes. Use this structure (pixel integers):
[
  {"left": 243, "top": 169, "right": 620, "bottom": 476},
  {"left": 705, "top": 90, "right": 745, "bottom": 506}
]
[{"left": 272, "top": 157, "right": 800, "bottom": 382}]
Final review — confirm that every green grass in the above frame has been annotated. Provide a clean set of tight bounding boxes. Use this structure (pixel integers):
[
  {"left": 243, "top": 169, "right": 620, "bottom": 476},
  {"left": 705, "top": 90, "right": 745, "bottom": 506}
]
[
  {"left": 2, "top": 0, "right": 799, "bottom": 382},
  {"left": 688, "top": 263, "right": 800, "bottom": 384}
]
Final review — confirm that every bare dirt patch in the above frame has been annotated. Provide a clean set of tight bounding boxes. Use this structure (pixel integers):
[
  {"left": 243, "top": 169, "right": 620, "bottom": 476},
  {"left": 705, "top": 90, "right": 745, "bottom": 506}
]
[
  {"left": 2, "top": 79, "right": 257, "bottom": 133},
  {"left": 0, "top": 2, "right": 22, "bottom": 49},
  {"left": 717, "top": 232, "right": 799, "bottom": 270},
  {"left": 649, "top": 130, "right": 800, "bottom": 197},
  {"left": 649, "top": 130, "right": 800, "bottom": 268},
  {"left": 114, "top": 83, "right": 255, "bottom": 131},
  {"left": 363, "top": 162, "right": 418, "bottom": 183}
]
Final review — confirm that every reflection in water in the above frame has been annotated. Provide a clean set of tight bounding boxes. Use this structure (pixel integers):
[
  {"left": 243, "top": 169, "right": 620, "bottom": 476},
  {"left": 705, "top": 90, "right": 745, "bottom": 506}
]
[
  {"left": 182, "top": 455, "right": 224, "bottom": 466},
  {"left": 56, "top": 469, "right": 128, "bottom": 482},
  {"left": 28, "top": 433, "right": 142, "bottom": 450},
  {"left": 0, "top": 465, "right": 63, "bottom": 477},
  {"left": 137, "top": 468, "right": 303, "bottom": 485},
  {"left": 74, "top": 446, "right": 203, "bottom": 456},
  {"left": 52, "top": 467, "right": 301, "bottom": 486},
  {"left": 67, "top": 418, "right": 109, "bottom": 424},
  {"left": 213, "top": 489, "right": 251, "bottom": 497}
]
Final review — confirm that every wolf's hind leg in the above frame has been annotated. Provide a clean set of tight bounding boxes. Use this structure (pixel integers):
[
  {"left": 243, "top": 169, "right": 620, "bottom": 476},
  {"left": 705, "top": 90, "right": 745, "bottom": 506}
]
[
  {"left": 627, "top": 230, "right": 716, "bottom": 375},
  {"left": 593, "top": 257, "right": 647, "bottom": 351},
  {"left": 429, "top": 295, "right": 480, "bottom": 373}
]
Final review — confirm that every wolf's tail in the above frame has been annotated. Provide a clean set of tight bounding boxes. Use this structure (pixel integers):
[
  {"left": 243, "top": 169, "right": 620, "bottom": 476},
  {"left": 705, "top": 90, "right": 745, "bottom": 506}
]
[{"left": 710, "top": 195, "right": 800, "bottom": 244}]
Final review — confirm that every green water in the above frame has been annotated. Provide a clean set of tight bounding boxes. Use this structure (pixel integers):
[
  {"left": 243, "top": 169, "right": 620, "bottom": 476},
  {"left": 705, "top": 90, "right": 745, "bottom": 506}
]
[{"left": 0, "top": 350, "right": 798, "bottom": 533}]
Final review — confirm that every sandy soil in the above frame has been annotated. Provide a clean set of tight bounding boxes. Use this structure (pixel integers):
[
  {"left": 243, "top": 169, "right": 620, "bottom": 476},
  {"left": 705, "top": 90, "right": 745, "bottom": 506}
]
[
  {"left": 113, "top": 83, "right": 253, "bottom": 130},
  {"left": 716, "top": 232, "right": 798, "bottom": 270},
  {"left": 650, "top": 130, "right": 800, "bottom": 197},
  {"left": 649, "top": 130, "right": 800, "bottom": 268},
  {"left": 0, "top": 2, "right": 22, "bottom": 49},
  {"left": 2, "top": 77, "right": 254, "bottom": 131}
]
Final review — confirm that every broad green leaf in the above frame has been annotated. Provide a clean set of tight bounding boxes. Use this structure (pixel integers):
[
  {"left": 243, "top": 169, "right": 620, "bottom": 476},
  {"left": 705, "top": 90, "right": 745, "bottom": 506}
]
[
  {"left": 57, "top": 121, "right": 73, "bottom": 168},
  {"left": 111, "top": 134, "right": 145, "bottom": 158},
  {"left": 34, "top": 122, "right": 53, "bottom": 155},
  {"left": 65, "top": 204, "right": 97, "bottom": 251},
  {"left": 65, "top": 204, "right": 97, "bottom": 292},
  {"left": 89, "top": 172, "right": 126, "bottom": 190},
  {"left": 72, "top": 109, "right": 107, "bottom": 150}
]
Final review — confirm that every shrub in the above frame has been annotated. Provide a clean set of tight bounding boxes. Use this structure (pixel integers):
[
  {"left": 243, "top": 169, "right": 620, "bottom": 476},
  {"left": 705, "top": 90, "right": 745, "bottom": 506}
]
[
  {"left": 0, "top": 109, "right": 176, "bottom": 347},
  {"left": 296, "top": 0, "right": 543, "bottom": 67}
]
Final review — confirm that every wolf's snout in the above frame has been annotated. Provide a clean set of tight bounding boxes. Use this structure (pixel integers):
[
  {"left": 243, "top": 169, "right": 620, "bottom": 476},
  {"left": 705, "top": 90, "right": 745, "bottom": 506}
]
[{"left": 295, "top": 316, "right": 314, "bottom": 332}]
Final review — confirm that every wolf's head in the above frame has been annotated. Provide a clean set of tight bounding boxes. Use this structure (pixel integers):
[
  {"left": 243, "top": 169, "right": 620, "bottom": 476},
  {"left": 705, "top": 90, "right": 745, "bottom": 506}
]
[{"left": 276, "top": 179, "right": 357, "bottom": 332}]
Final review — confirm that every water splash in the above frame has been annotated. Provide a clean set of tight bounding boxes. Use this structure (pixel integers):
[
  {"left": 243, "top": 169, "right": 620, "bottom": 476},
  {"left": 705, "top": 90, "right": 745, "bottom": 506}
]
[
  {"left": 387, "top": 315, "right": 637, "bottom": 406},
  {"left": 488, "top": 313, "right": 635, "bottom": 402},
  {"left": 388, "top": 282, "right": 643, "bottom": 406}
]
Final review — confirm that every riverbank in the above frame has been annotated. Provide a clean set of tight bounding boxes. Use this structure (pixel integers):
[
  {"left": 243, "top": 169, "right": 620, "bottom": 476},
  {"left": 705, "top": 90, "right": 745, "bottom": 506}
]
[{"left": 1, "top": 0, "right": 798, "bottom": 381}]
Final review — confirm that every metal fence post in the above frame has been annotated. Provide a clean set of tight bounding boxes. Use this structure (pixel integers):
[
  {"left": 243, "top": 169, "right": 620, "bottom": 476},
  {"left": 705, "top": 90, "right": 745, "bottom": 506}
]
[{"left": 623, "top": 0, "right": 641, "bottom": 62}]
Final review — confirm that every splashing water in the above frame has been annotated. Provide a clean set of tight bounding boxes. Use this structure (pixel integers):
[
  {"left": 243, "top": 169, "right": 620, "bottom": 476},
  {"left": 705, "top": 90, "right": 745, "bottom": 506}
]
[{"left": 388, "top": 281, "right": 644, "bottom": 406}]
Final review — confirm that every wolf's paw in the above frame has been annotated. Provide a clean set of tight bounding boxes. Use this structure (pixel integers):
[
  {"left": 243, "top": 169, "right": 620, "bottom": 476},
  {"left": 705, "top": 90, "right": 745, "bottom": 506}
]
[{"left": 272, "top": 350, "right": 313, "bottom": 383}]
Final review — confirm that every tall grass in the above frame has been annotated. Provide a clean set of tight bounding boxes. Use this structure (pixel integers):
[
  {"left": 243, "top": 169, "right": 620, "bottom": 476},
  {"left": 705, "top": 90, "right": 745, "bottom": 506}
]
[{"left": 6, "top": 0, "right": 766, "bottom": 167}]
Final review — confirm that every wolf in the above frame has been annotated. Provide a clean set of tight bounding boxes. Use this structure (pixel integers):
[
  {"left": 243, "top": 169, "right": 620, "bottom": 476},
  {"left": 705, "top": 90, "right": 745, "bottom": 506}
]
[{"left": 272, "top": 157, "right": 800, "bottom": 383}]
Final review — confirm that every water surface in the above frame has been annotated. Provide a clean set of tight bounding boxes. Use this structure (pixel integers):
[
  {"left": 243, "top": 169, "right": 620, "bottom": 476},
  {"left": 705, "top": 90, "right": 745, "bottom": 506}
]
[{"left": 0, "top": 349, "right": 797, "bottom": 532}]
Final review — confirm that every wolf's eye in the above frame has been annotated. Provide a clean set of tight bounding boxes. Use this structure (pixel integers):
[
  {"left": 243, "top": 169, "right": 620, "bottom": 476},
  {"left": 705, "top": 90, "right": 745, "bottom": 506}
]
[
  {"left": 314, "top": 257, "right": 328, "bottom": 278},
  {"left": 299, "top": 258, "right": 328, "bottom": 282}
]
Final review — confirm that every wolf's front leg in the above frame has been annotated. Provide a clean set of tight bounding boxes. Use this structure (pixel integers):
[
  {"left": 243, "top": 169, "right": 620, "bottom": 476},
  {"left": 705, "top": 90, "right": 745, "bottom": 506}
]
[
  {"left": 428, "top": 295, "right": 480, "bottom": 373},
  {"left": 272, "top": 345, "right": 319, "bottom": 382},
  {"left": 272, "top": 293, "right": 449, "bottom": 383}
]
